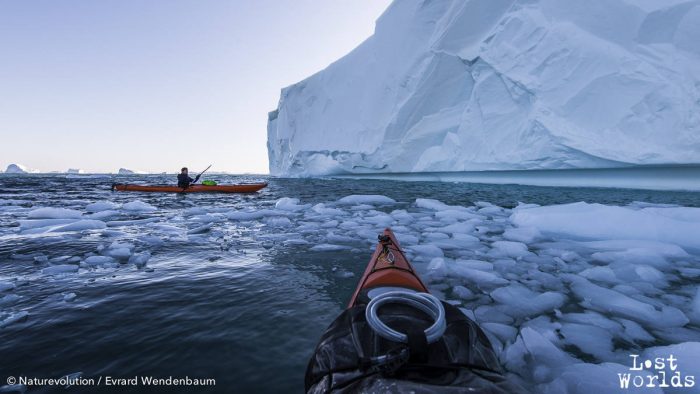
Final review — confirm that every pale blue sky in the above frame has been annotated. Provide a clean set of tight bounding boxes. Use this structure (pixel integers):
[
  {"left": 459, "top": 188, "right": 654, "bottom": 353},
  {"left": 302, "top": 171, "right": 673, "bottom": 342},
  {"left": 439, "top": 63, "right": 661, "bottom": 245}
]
[{"left": 0, "top": 0, "right": 391, "bottom": 174}]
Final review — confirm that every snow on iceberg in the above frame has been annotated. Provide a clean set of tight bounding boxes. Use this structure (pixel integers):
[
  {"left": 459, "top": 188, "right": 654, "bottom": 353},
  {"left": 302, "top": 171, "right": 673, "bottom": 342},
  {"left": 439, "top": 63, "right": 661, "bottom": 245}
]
[{"left": 267, "top": 0, "right": 700, "bottom": 176}]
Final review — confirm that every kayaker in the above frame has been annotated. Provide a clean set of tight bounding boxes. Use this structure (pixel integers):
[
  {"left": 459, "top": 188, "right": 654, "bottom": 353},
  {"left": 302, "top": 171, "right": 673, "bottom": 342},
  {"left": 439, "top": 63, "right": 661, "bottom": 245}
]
[{"left": 177, "top": 167, "right": 197, "bottom": 189}]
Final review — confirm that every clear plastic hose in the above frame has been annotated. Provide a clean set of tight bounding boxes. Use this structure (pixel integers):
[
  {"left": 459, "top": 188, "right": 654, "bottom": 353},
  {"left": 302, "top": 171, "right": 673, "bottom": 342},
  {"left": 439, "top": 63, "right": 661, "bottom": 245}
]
[{"left": 365, "top": 290, "right": 446, "bottom": 344}]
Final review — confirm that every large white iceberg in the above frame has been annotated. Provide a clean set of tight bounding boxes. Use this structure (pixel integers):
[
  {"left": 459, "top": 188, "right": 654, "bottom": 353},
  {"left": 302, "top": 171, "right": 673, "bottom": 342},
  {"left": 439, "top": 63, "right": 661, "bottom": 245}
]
[{"left": 267, "top": 0, "right": 700, "bottom": 176}]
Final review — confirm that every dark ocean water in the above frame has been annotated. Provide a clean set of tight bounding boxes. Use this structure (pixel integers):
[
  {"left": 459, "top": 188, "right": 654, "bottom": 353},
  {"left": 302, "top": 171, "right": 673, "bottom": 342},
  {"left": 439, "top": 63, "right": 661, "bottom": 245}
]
[{"left": 1, "top": 174, "right": 699, "bottom": 393}]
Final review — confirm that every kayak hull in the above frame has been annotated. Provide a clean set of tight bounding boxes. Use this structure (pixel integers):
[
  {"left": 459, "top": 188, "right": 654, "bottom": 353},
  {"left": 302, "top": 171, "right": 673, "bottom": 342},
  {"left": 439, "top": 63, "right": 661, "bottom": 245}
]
[{"left": 112, "top": 183, "right": 267, "bottom": 193}]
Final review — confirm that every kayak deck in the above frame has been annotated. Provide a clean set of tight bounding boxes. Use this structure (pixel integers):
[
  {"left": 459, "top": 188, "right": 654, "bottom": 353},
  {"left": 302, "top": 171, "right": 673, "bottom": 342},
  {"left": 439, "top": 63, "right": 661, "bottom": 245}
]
[
  {"left": 112, "top": 183, "right": 267, "bottom": 193},
  {"left": 348, "top": 228, "right": 428, "bottom": 308}
]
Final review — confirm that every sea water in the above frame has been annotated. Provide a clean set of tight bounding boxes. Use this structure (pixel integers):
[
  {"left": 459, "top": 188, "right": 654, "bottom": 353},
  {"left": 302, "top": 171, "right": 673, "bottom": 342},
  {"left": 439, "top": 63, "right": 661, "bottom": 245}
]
[{"left": 1, "top": 173, "right": 699, "bottom": 393}]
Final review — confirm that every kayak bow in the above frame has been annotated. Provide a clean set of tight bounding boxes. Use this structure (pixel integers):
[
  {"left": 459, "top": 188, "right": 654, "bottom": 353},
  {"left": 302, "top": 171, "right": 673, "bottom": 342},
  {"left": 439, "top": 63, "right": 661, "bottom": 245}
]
[{"left": 305, "top": 228, "right": 526, "bottom": 393}]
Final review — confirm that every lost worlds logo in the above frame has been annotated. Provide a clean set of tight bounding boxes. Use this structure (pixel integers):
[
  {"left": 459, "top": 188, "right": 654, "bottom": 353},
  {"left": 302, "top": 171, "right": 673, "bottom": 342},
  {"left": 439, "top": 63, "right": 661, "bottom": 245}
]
[{"left": 619, "top": 354, "right": 695, "bottom": 389}]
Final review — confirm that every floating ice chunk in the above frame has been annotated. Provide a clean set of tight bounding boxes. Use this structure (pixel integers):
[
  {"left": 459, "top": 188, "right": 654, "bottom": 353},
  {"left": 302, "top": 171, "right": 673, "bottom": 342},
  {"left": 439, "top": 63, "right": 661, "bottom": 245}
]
[
  {"left": 0, "top": 311, "right": 28, "bottom": 328},
  {"left": 190, "top": 214, "right": 226, "bottom": 223},
  {"left": 394, "top": 233, "right": 419, "bottom": 245},
  {"left": 275, "top": 197, "right": 311, "bottom": 211},
  {"left": 310, "top": 244, "right": 350, "bottom": 252},
  {"left": 105, "top": 247, "right": 132, "bottom": 259},
  {"left": 337, "top": 195, "right": 396, "bottom": 205},
  {"left": 475, "top": 305, "right": 514, "bottom": 325},
  {"left": 122, "top": 200, "right": 157, "bottom": 212},
  {"left": 63, "top": 293, "right": 77, "bottom": 302},
  {"left": 42, "top": 265, "right": 79, "bottom": 275},
  {"left": 482, "top": 322, "right": 518, "bottom": 344},
  {"left": 51, "top": 220, "right": 106, "bottom": 232},
  {"left": 0, "top": 281, "right": 15, "bottom": 292},
  {"left": 450, "top": 264, "right": 508, "bottom": 290},
  {"left": 188, "top": 223, "right": 213, "bottom": 234},
  {"left": 435, "top": 210, "right": 480, "bottom": 221},
  {"left": 82, "top": 256, "right": 116, "bottom": 266},
  {"left": 454, "top": 259, "right": 492, "bottom": 271},
  {"left": 615, "top": 318, "right": 655, "bottom": 343},
  {"left": 390, "top": 210, "right": 414, "bottom": 224},
  {"left": 407, "top": 244, "right": 444, "bottom": 258},
  {"left": 283, "top": 239, "right": 309, "bottom": 246},
  {"left": 28, "top": 207, "right": 82, "bottom": 219},
  {"left": 311, "top": 203, "right": 346, "bottom": 216},
  {"left": 491, "top": 284, "right": 566, "bottom": 319},
  {"left": 502, "top": 327, "right": 577, "bottom": 384},
  {"left": 579, "top": 266, "right": 618, "bottom": 284},
  {"left": 592, "top": 249, "right": 671, "bottom": 269},
  {"left": 33, "top": 255, "right": 48, "bottom": 263},
  {"left": 503, "top": 227, "right": 542, "bottom": 243},
  {"left": 19, "top": 219, "right": 79, "bottom": 231},
  {"left": 426, "top": 257, "right": 449, "bottom": 278},
  {"left": 106, "top": 218, "right": 159, "bottom": 227},
  {"left": 511, "top": 202, "right": 700, "bottom": 249},
  {"left": 86, "top": 201, "right": 120, "bottom": 212},
  {"left": 423, "top": 232, "right": 449, "bottom": 241},
  {"left": 415, "top": 199, "right": 465, "bottom": 211},
  {"left": 265, "top": 216, "right": 292, "bottom": 227},
  {"left": 490, "top": 241, "right": 530, "bottom": 258},
  {"left": 451, "top": 285, "right": 474, "bottom": 300},
  {"left": 128, "top": 252, "right": 151, "bottom": 268},
  {"left": 567, "top": 275, "right": 689, "bottom": 329},
  {"left": 560, "top": 322, "right": 614, "bottom": 361},
  {"left": 86, "top": 210, "right": 120, "bottom": 220},
  {"left": 226, "top": 210, "right": 265, "bottom": 221}
]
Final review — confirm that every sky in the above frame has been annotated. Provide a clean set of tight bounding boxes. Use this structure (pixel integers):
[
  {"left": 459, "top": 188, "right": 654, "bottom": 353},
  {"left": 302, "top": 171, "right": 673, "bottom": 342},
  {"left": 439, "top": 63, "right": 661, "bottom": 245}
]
[{"left": 0, "top": 0, "right": 392, "bottom": 174}]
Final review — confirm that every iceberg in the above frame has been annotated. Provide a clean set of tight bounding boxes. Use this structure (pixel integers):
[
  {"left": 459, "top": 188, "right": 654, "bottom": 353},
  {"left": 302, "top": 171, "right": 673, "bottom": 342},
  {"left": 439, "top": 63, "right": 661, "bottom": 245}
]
[
  {"left": 267, "top": 0, "right": 700, "bottom": 176},
  {"left": 5, "top": 164, "right": 32, "bottom": 174}
]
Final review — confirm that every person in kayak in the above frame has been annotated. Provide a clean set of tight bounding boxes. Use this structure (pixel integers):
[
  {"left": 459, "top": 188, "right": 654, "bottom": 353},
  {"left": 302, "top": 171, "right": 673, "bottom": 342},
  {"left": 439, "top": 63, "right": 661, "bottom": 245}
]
[{"left": 177, "top": 167, "right": 199, "bottom": 189}]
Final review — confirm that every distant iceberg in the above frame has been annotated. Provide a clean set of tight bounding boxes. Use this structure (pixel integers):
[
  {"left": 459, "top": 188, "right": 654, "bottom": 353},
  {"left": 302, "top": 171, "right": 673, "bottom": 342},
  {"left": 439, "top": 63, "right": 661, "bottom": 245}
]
[
  {"left": 66, "top": 168, "right": 84, "bottom": 174},
  {"left": 117, "top": 168, "right": 145, "bottom": 175},
  {"left": 5, "top": 164, "right": 32, "bottom": 174},
  {"left": 268, "top": 0, "right": 700, "bottom": 176}
]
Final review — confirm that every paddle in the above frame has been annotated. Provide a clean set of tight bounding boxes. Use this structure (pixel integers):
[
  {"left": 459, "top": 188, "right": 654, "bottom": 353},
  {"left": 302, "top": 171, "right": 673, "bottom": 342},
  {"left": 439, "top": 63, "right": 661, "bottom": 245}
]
[{"left": 192, "top": 164, "right": 212, "bottom": 185}]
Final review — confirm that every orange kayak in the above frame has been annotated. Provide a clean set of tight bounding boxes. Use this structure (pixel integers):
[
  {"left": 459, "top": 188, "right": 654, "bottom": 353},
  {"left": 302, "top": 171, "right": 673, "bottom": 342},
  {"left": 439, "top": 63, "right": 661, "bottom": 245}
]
[
  {"left": 112, "top": 183, "right": 267, "bottom": 193},
  {"left": 348, "top": 228, "right": 428, "bottom": 307}
]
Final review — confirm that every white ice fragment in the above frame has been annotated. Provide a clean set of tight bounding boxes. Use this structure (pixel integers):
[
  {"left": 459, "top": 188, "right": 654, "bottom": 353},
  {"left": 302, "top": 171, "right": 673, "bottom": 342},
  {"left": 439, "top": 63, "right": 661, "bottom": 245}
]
[
  {"left": 42, "top": 265, "right": 79, "bottom": 275},
  {"left": 407, "top": 244, "right": 444, "bottom": 258},
  {"left": 265, "top": 216, "right": 292, "bottom": 227},
  {"left": 187, "top": 223, "right": 213, "bottom": 234},
  {"left": 82, "top": 256, "right": 116, "bottom": 266},
  {"left": 416, "top": 199, "right": 465, "bottom": 211},
  {"left": 28, "top": 207, "right": 82, "bottom": 219},
  {"left": 490, "top": 285, "right": 566, "bottom": 319},
  {"left": 128, "top": 252, "right": 151, "bottom": 268},
  {"left": 337, "top": 195, "right": 396, "bottom": 205},
  {"left": 489, "top": 241, "right": 530, "bottom": 258},
  {"left": 275, "top": 197, "right": 311, "bottom": 211},
  {"left": 310, "top": 244, "right": 350, "bottom": 252},
  {"left": 122, "top": 200, "right": 157, "bottom": 212},
  {"left": 567, "top": 275, "right": 689, "bottom": 329},
  {"left": 63, "top": 293, "right": 77, "bottom": 302},
  {"left": 451, "top": 285, "right": 474, "bottom": 300},
  {"left": 503, "top": 227, "right": 542, "bottom": 243},
  {"left": 86, "top": 201, "right": 120, "bottom": 212}
]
